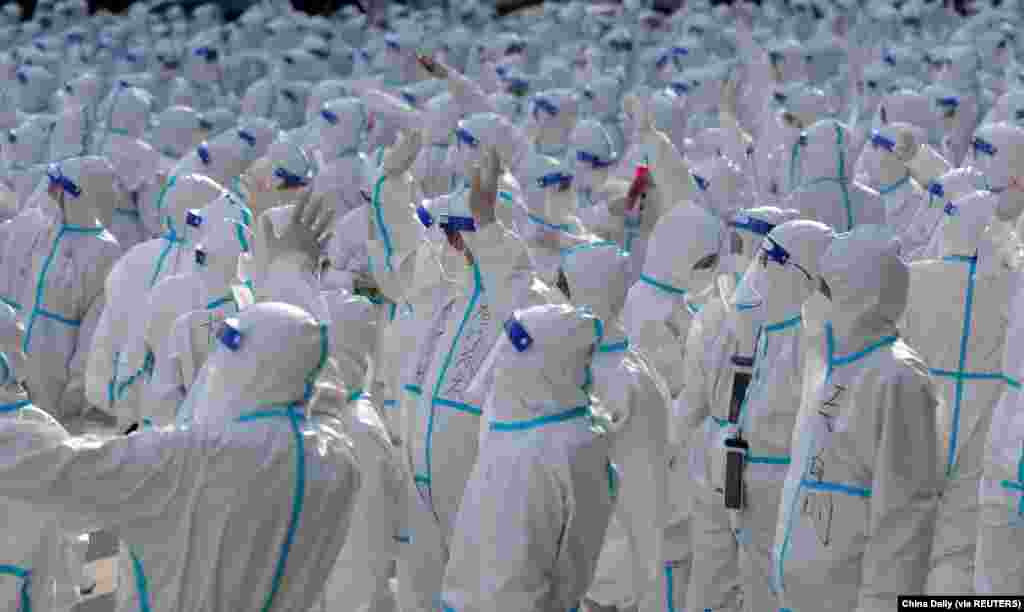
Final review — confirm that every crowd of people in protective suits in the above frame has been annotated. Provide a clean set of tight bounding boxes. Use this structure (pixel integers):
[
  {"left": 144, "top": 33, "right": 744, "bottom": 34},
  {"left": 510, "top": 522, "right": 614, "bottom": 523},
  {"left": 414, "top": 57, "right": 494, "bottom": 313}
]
[{"left": 0, "top": 0, "right": 1021, "bottom": 610}]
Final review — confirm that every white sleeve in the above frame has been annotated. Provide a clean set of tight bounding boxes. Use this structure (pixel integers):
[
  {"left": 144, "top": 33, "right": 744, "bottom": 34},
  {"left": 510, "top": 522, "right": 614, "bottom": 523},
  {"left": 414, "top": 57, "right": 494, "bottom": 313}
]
[
  {"left": 856, "top": 372, "right": 939, "bottom": 612},
  {"left": 0, "top": 418, "right": 199, "bottom": 534}
]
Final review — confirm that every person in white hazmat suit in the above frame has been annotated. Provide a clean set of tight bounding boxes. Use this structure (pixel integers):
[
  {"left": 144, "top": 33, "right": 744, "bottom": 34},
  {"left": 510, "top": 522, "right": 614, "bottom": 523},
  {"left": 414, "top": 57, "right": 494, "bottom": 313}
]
[
  {"left": 903, "top": 166, "right": 988, "bottom": 262},
  {"left": 140, "top": 197, "right": 256, "bottom": 426},
  {"left": 610, "top": 200, "right": 726, "bottom": 612},
  {"left": 146, "top": 105, "right": 213, "bottom": 173},
  {"left": 719, "top": 219, "right": 836, "bottom": 612},
  {"left": 0, "top": 302, "right": 81, "bottom": 612},
  {"left": 784, "top": 118, "right": 885, "bottom": 233},
  {"left": 22, "top": 157, "right": 121, "bottom": 433},
  {"left": 900, "top": 189, "right": 1019, "bottom": 596},
  {"left": 0, "top": 299, "right": 362, "bottom": 612},
  {"left": 854, "top": 123, "right": 933, "bottom": 250},
  {"left": 974, "top": 257, "right": 1024, "bottom": 596},
  {"left": 682, "top": 205, "right": 798, "bottom": 612},
  {"left": 772, "top": 224, "right": 940, "bottom": 612},
  {"left": 441, "top": 302, "right": 613, "bottom": 612},
  {"left": 84, "top": 174, "right": 230, "bottom": 428},
  {"left": 307, "top": 97, "right": 374, "bottom": 220},
  {"left": 561, "top": 240, "right": 672, "bottom": 612}
]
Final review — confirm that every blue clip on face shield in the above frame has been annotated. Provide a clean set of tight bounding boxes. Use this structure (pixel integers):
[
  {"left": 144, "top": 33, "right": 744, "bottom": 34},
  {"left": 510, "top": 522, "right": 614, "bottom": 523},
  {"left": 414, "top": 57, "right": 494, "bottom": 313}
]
[
  {"left": 46, "top": 164, "right": 81, "bottom": 198},
  {"left": 216, "top": 318, "right": 243, "bottom": 351},
  {"left": 870, "top": 130, "right": 896, "bottom": 152},
  {"left": 693, "top": 173, "right": 710, "bottom": 191},
  {"left": 972, "top": 136, "right": 997, "bottom": 158},
  {"left": 185, "top": 209, "right": 203, "bottom": 228},
  {"left": 238, "top": 129, "right": 256, "bottom": 147},
  {"left": 577, "top": 150, "right": 612, "bottom": 169},
  {"left": 274, "top": 166, "right": 309, "bottom": 190},
  {"left": 197, "top": 143, "right": 211, "bottom": 164},
  {"left": 194, "top": 46, "right": 218, "bottom": 63},
  {"left": 532, "top": 96, "right": 560, "bottom": 119},
  {"left": 537, "top": 171, "right": 574, "bottom": 190},
  {"left": 320, "top": 108, "right": 339, "bottom": 125},
  {"left": 729, "top": 214, "right": 776, "bottom": 237},
  {"left": 503, "top": 315, "right": 533, "bottom": 352},
  {"left": 194, "top": 248, "right": 207, "bottom": 266},
  {"left": 454, "top": 127, "right": 479, "bottom": 148},
  {"left": 936, "top": 96, "right": 959, "bottom": 118}
]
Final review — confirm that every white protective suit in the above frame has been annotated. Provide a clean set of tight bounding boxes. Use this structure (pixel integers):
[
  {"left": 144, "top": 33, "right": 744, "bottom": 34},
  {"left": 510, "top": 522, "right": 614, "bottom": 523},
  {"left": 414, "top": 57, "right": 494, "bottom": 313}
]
[
  {"left": 974, "top": 268, "right": 1024, "bottom": 596},
  {"left": 317, "top": 293, "right": 404, "bottom": 612},
  {"left": 308, "top": 97, "right": 373, "bottom": 220},
  {"left": 567, "top": 119, "right": 619, "bottom": 244},
  {"left": 0, "top": 302, "right": 80, "bottom": 612},
  {"left": 23, "top": 158, "right": 121, "bottom": 432},
  {"left": 617, "top": 200, "right": 725, "bottom": 612},
  {"left": 84, "top": 174, "right": 227, "bottom": 427},
  {"left": 441, "top": 302, "right": 613, "bottom": 612},
  {"left": 854, "top": 123, "right": 932, "bottom": 250},
  {"left": 0, "top": 302, "right": 362, "bottom": 612},
  {"left": 146, "top": 106, "right": 213, "bottom": 171},
  {"left": 683, "top": 205, "right": 799, "bottom": 612},
  {"left": 141, "top": 200, "right": 253, "bottom": 426},
  {"left": 784, "top": 119, "right": 885, "bottom": 233},
  {"left": 722, "top": 220, "right": 835, "bottom": 612},
  {"left": 562, "top": 241, "right": 672, "bottom": 612},
  {"left": 773, "top": 224, "right": 940, "bottom": 612},
  {"left": 239, "top": 135, "right": 317, "bottom": 219},
  {"left": 903, "top": 167, "right": 987, "bottom": 262},
  {"left": 901, "top": 191, "right": 1018, "bottom": 595}
]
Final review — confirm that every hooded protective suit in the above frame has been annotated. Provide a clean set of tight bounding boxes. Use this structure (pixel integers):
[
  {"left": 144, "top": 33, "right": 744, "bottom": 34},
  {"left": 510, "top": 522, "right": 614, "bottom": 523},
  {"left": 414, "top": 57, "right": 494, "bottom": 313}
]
[
  {"left": 141, "top": 200, "right": 253, "bottom": 426},
  {"left": 567, "top": 119, "right": 618, "bottom": 242},
  {"left": 0, "top": 302, "right": 80, "bottom": 612},
  {"left": 785, "top": 119, "right": 885, "bottom": 233},
  {"left": 854, "top": 123, "right": 932, "bottom": 248},
  {"left": 901, "top": 191, "right": 1018, "bottom": 595},
  {"left": 239, "top": 135, "right": 316, "bottom": 219},
  {"left": 562, "top": 241, "right": 672, "bottom": 612},
  {"left": 773, "top": 224, "right": 940, "bottom": 612},
  {"left": 683, "top": 205, "right": 798, "bottom": 612},
  {"left": 23, "top": 158, "right": 121, "bottom": 432},
  {"left": 317, "top": 292, "right": 404, "bottom": 612},
  {"left": 146, "top": 105, "right": 213, "bottom": 170},
  {"left": 441, "top": 303, "right": 613, "bottom": 612},
  {"left": 0, "top": 302, "right": 362, "bottom": 612},
  {"left": 720, "top": 220, "right": 835, "bottom": 612},
  {"left": 974, "top": 271, "right": 1024, "bottom": 596},
  {"left": 309, "top": 97, "right": 374, "bottom": 220},
  {"left": 85, "top": 174, "right": 227, "bottom": 427},
  {"left": 904, "top": 167, "right": 987, "bottom": 262}
]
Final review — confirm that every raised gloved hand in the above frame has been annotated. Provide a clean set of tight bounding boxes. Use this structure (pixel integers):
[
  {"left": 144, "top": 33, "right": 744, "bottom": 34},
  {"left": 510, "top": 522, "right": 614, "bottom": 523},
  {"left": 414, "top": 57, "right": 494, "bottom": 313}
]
[{"left": 262, "top": 190, "right": 336, "bottom": 268}]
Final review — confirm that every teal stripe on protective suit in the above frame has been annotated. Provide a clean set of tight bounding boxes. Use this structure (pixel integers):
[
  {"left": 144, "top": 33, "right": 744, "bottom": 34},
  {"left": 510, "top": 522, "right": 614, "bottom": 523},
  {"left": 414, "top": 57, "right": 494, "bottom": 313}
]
[
  {"left": 236, "top": 402, "right": 307, "bottom": 612},
  {"left": 929, "top": 254, "right": 978, "bottom": 477},
  {"left": 489, "top": 405, "right": 588, "bottom": 431},
  {"left": 206, "top": 296, "right": 236, "bottom": 311},
  {"left": 149, "top": 226, "right": 183, "bottom": 289},
  {"left": 370, "top": 174, "right": 394, "bottom": 272},
  {"left": 129, "top": 548, "right": 152, "bottom": 612},
  {"left": 424, "top": 262, "right": 484, "bottom": 511},
  {"left": 23, "top": 225, "right": 103, "bottom": 353},
  {"left": 999, "top": 441, "right": 1024, "bottom": 516},
  {"left": 0, "top": 296, "right": 22, "bottom": 311},
  {"left": 665, "top": 562, "right": 676, "bottom": 612},
  {"left": 598, "top": 340, "right": 629, "bottom": 353},
  {"left": 0, "top": 564, "right": 31, "bottom": 612},
  {"left": 0, "top": 400, "right": 31, "bottom": 413},
  {"left": 777, "top": 325, "right": 891, "bottom": 593}
]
